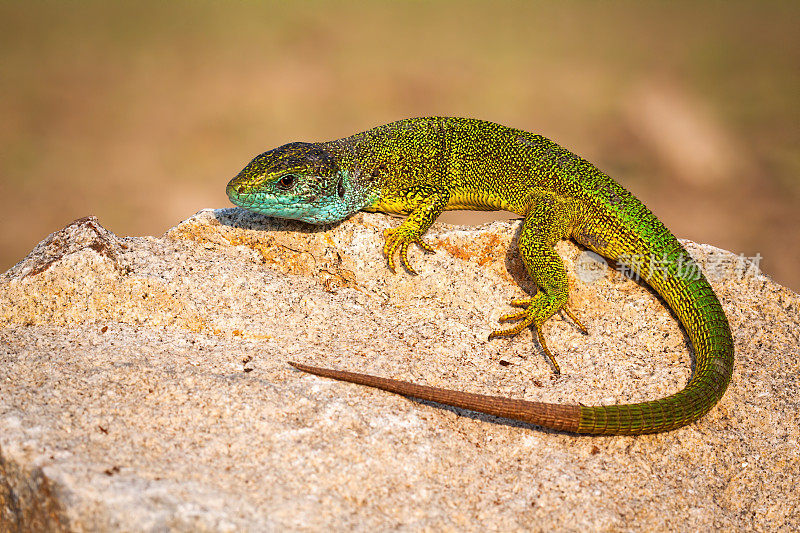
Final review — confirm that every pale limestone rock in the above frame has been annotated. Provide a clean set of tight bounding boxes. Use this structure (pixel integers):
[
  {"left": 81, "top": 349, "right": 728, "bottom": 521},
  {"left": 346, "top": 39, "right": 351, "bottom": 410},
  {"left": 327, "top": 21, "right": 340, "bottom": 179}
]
[{"left": 1, "top": 209, "right": 798, "bottom": 531}]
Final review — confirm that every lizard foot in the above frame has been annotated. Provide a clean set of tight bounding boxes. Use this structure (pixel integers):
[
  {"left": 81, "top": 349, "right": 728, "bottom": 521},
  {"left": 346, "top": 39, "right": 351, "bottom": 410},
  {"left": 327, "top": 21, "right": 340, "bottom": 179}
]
[
  {"left": 383, "top": 226, "right": 435, "bottom": 275},
  {"left": 488, "top": 294, "right": 586, "bottom": 374}
]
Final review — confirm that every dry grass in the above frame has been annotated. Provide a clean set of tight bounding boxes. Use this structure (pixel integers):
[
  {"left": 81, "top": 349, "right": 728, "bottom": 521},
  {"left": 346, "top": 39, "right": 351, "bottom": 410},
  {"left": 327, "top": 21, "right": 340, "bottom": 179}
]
[{"left": 1, "top": 1, "right": 798, "bottom": 289}]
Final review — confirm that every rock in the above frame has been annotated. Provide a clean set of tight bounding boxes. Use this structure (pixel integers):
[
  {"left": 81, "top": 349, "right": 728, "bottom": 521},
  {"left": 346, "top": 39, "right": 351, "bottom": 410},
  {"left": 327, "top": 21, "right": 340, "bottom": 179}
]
[{"left": 1, "top": 209, "right": 798, "bottom": 531}]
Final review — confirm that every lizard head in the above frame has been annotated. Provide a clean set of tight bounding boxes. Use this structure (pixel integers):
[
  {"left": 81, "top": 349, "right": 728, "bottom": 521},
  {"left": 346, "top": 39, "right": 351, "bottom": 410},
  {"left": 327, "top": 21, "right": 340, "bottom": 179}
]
[{"left": 226, "top": 142, "right": 374, "bottom": 224}]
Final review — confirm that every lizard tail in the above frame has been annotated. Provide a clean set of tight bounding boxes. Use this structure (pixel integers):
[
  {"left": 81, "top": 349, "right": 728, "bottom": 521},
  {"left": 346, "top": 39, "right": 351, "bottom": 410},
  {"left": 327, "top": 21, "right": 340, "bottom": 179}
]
[
  {"left": 574, "top": 265, "right": 734, "bottom": 434},
  {"left": 289, "top": 272, "right": 733, "bottom": 435},
  {"left": 288, "top": 361, "right": 583, "bottom": 432}
]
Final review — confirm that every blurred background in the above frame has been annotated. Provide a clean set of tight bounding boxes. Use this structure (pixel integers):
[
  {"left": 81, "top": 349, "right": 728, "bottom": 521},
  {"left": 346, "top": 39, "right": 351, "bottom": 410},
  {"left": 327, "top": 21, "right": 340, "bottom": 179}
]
[{"left": 1, "top": 1, "right": 798, "bottom": 290}]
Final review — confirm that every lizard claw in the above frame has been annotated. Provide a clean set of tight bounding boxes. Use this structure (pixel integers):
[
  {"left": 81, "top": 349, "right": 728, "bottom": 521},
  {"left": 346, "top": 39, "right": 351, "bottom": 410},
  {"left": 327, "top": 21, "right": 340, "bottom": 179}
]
[
  {"left": 563, "top": 307, "right": 588, "bottom": 334},
  {"left": 383, "top": 227, "right": 434, "bottom": 275},
  {"left": 488, "top": 293, "right": 585, "bottom": 375}
]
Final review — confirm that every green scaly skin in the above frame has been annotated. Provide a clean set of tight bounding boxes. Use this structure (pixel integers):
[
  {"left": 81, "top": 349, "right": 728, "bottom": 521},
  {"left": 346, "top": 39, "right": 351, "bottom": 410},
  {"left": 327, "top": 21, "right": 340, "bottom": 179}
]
[{"left": 226, "top": 117, "right": 734, "bottom": 435}]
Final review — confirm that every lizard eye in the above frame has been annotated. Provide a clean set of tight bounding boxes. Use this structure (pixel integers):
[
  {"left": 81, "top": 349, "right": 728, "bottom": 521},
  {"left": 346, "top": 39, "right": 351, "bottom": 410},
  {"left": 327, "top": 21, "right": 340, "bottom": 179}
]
[{"left": 277, "top": 174, "right": 296, "bottom": 190}]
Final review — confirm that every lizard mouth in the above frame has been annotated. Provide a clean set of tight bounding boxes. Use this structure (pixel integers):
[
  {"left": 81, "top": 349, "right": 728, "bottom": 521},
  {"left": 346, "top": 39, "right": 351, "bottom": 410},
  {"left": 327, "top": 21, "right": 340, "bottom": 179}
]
[
  {"left": 226, "top": 180, "right": 265, "bottom": 210},
  {"left": 225, "top": 180, "right": 246, "bottom": 201}
]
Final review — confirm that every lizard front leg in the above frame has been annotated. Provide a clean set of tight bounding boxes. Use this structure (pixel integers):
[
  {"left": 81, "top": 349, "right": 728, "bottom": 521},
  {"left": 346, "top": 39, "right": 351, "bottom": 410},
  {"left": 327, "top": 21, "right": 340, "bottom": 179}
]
[
  {"left": 382, "top": 187, "right": 450, "bottom": 274},
  {"left": 489, "top": 189, "right": 586, "bottom": 374}
]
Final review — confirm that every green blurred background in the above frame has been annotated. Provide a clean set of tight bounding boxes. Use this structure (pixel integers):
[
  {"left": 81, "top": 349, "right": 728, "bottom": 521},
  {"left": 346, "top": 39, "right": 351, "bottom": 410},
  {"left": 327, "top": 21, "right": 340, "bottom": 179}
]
[{"left": 1, "top": 1, "right": 798, "bottom": 289}]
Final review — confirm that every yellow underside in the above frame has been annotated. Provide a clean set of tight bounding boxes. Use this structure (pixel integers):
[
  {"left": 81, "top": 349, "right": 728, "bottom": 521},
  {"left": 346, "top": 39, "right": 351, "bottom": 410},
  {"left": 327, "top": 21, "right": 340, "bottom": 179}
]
[{"left": 366, "top": 191, "right": 517, "bottom": 216}]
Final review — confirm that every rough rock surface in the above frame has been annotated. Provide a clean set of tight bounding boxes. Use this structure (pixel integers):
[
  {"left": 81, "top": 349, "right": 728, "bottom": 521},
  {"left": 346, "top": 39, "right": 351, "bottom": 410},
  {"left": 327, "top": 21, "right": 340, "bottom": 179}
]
[{"left": 1, "top": 209, "right": 798, "bottom": 532}]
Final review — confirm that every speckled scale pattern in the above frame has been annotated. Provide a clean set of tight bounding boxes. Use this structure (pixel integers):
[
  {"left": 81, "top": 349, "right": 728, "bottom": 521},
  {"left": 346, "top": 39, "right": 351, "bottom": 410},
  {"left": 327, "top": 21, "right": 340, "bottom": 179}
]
[{"left": 227, "top": 117, "right": 734, "bottom": 435}]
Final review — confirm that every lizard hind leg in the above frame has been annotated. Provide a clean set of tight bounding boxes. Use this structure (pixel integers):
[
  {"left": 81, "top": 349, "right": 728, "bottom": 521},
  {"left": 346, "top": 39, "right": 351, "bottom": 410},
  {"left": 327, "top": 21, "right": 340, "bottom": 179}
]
[{"left": 487, "top": 191, "right": 581, "bottom": 374}]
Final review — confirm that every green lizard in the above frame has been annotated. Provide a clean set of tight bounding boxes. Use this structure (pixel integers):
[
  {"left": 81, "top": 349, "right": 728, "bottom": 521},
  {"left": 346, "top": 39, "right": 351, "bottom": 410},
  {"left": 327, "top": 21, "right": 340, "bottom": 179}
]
[{"left": 226, "top": 117, "right": 733, "bottom": 435}]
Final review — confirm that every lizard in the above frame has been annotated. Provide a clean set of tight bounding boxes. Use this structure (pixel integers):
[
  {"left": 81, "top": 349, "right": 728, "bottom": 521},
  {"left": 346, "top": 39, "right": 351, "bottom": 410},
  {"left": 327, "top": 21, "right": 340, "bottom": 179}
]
[{"left": 225, "top": 117, "right": 734, "bottom": 435}]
